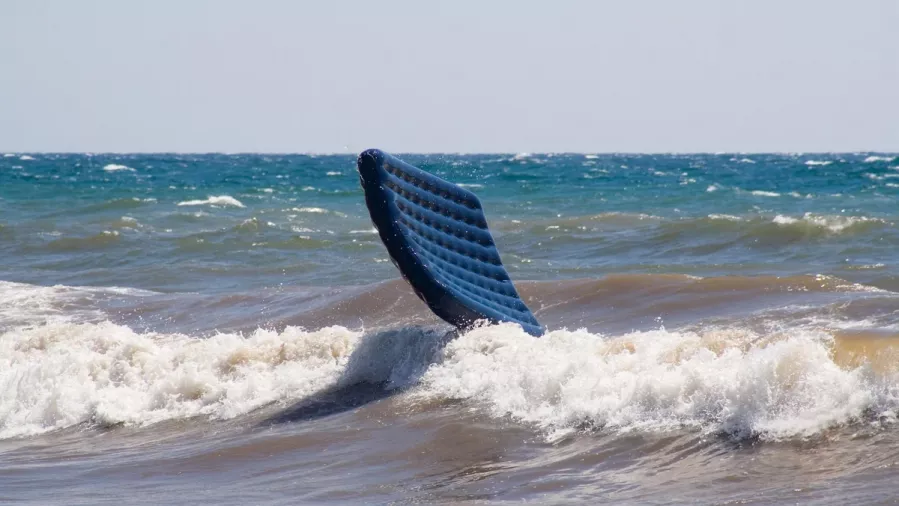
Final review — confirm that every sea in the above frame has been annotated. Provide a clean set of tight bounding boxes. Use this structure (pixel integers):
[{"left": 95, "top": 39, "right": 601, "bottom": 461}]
[{"left": 2, "top": 151, "right": 899, "bottom": 504}]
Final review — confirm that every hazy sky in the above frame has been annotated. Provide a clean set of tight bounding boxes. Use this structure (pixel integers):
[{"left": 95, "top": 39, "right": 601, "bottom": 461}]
[{"left": 3, "top": 1, "right": 897, "bottom": 153}]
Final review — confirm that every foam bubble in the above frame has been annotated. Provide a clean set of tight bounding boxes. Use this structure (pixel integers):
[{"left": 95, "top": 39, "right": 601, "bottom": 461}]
[
  {"left": 751, "top": 190, "right": 781, "bottom": 197},
  {"left": 805, "top": 160, "right": 832, "bottom": 166},
  {"left": 177, "top": 196, "right": 245, "bottom": 208}
]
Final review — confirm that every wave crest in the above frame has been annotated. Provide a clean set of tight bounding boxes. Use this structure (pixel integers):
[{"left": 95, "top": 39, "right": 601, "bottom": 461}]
[{"left": 3, "top": 317, "right": 898, "bottom": 442}]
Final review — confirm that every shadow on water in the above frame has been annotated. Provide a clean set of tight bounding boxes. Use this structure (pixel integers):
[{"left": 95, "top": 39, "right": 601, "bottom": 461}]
[{"left": 264, "top": 326, "right": 457, "bottom": 426}]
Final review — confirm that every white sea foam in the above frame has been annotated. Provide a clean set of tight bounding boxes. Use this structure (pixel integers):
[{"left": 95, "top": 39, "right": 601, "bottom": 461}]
[
  {"left": 3, "top": 153, "right": 14, "bottom": 158},
  {"left": 103, "top": 164, "right": 135, "bottom": 172},
  {"left": 292, "top": 207, "right": 328, "bottom": 214},
  {"left": 772, "top": 213, "right": 885, "bottom": 233},
  {"left": 177, "top": 196, "right": 245, "bottom": 208},
  {"left": 457, "top": 183, "right": 484, "bottom": 189},
  {"left": 19, "top": 155, "right": 35, "bottom": 161},
  {"left": 805, "top": 160, "right": 832, "bottom": 166},
  {"left": 751, "top": 190, "right": 781, "bottom": 197},
  {"left": 706, "top": 184, "right": 720, "bottom": 192},
  {"left": 707, "top": 214, "right": 742, "bottom": 221},
  {"left": 326, "top": 171, "right": 342, "bottom": 176},
  {"left": 3, "top": 319, "right": 890, "bottom": 441},
  {"left": 584, "top": 154, "right": 599, "bottom": 159},
  {"left": 737, "top": 158, "right": 756, "bottom": 164},
  {"left": 419, "top": 324, "right": 890, "bottom": 440},
  {"left": 865, "top": 156, "right": 896, "bottom": 163},
  {"left": 0, "top": 281, "right": 152, "bottom": 329}
]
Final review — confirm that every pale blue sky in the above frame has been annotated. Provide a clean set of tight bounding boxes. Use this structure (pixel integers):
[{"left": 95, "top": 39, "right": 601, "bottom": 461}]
[{"left": 2, "top": 0, "right": 897, "bottom": 153}]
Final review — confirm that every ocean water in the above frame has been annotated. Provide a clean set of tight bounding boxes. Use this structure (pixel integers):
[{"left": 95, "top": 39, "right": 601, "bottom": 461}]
[{"left": 2, "top": 151, "right": 899, "bottom": 504}]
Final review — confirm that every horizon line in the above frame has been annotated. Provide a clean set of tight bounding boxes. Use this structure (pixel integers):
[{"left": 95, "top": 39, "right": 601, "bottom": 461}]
[{"left": 3, "top": 150, "right": 898, "bottom": 156}]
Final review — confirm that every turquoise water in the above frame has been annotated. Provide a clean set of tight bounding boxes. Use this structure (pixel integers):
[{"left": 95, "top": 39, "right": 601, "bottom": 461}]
[
  {"left": 2, "top": 152, "right": 898, "bottom": 292},
  {"left": 3, "top": 151, "right": 899, "bottom": 505}
]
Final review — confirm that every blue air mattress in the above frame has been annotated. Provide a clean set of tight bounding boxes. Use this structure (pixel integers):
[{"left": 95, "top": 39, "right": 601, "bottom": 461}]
[{"left": 357, "top": 149, "right": 544, "bottom": 336}]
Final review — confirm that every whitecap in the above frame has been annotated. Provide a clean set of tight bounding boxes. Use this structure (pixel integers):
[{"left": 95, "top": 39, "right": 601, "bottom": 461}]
[
  {"left": 772, "top": 213, "right": 884, "bottom": 233},
  {"left": 751, "top": 190, "right": 780, "bottom": 197},
  {"left": 707, "top": 214, "right": 741, "bottom": 221},
  {"left": 804, "top": 160, "right": 832, "bottom": 166},
  {"left": 864, "top": 156, "right": 896, "bottom": 163},
  {"left": 291, "top": 207, "right": 328, "bottom": 214},
  {"left": 177, "top": 195, "right": 245, "bottom": 208},
  {"left": 103, "top": 164, "right": 135, "bottom": 172},
  {"left": 19, "top": 155, "right": 35, "bottom": 161}
]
